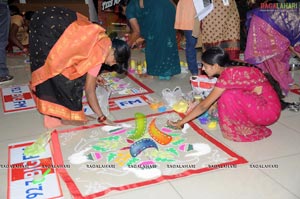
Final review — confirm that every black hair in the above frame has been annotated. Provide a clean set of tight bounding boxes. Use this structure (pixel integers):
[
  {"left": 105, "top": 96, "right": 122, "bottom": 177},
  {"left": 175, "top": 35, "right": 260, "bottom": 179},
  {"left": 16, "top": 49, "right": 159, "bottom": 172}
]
[
  {"left": 202, "top": 47, "right": 288, "bottom": 109},
  {"left": 108, "top": 32, "right": 118, "bottom": 41},
  {"left": 24, "top": 11, "right": 35, "bottom": 21},
  {"left": 202, "top": 46, "right": 257, "bottom": 68},
  {"left": 201, "top": 47, "right": 231, "bottom": 67},
  {"left": 9, "top": 5, "right": 21, "bottom": 16},
  {"left": 106, "top": 39, "right": 130, "bottom": 74}
]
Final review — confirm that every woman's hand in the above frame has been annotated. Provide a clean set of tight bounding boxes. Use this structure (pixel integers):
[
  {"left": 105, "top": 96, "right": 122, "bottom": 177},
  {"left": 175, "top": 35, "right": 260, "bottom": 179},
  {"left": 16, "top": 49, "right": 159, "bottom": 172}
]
[
  {"left": 96, "top": 75, "right": 106, "bottom": 86},
  {"left": 97, "top": 115, "right": 116, "bottom": 126},
  {"left": 133, "top": 37, "right": 145, "bottom": 48},
  {"left": 167, "top": 120, "right": 184, "bottom": 130}
]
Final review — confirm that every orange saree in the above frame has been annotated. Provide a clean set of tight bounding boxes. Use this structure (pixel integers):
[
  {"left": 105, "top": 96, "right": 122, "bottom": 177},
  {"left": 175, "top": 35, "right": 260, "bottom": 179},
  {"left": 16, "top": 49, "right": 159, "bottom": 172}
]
[{"left": 29, "top": 7, "right": 111, "bottom": 124}]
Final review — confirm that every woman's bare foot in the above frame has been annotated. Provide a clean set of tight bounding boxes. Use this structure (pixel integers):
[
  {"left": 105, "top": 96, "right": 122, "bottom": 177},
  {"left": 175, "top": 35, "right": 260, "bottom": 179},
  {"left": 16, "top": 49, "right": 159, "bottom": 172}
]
[{"left": 86, "top": 115, "right": 96, "bottom": 121}]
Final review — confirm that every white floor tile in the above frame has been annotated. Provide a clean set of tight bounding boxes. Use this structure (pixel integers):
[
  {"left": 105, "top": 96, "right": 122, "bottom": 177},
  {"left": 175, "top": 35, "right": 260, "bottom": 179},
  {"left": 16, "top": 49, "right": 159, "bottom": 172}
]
[
  {"left": 208, "top": 122, "right": 300, "bottom": 163},
  {"left": 170, "top": 167, "right": 299, "bottom": 199},
  {"left": 258, "top": 154, "right": 300, "bottom": 198},
  {"left": 0, "top": 110, "right": 45, "bottom": 140},
  {"left": 101, "top": 183, "right": 181, "bottom": 199}
]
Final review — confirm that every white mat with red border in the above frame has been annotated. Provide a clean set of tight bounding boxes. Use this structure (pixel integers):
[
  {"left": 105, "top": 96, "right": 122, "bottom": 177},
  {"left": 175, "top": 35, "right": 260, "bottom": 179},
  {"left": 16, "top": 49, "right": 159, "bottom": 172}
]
[{"left": 7, "top": 140, "right": 63, "bottom": 199}]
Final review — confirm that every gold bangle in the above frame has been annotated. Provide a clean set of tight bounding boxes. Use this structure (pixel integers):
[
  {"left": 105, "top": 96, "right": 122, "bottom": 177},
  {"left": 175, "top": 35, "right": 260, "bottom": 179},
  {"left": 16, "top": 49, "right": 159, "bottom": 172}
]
[{"left": 97, "top": 115, "right": 106, "bottom": 123}]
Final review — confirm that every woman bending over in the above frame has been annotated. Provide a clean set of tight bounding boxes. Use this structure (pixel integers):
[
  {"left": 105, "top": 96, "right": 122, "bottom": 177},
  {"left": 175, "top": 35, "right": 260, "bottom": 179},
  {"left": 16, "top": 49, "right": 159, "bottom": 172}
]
[{"left": 168, "top": 47, "right": 281, "bottom": 142}]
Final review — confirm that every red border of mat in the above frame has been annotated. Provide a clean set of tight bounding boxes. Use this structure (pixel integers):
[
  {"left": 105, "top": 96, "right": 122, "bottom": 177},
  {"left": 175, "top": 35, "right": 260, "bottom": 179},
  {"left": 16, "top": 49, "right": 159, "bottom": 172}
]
[
  {"left": 7, "top": 141, "right": 63, "bottom": 199},
  {"left": 51, "top": 111, "right": 248, "bottom": 199},
  {"left": 291, "top": 88, "right": 300, "bottom": 95}
]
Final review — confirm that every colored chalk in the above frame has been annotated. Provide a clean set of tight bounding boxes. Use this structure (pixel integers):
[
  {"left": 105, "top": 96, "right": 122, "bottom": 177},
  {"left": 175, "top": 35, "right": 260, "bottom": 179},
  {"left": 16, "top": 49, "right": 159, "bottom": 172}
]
[
  {"left": 112, "top": 128, "right": 127, "bottom": 135},
  {"left": 158, "top": 106, "right": 167, "bottom": 112},
  {"left": 109, "top": 127, "right": 123, "bottom": 133},
  {"left": 208, "top": 121, "right": 217, "bottom": 129},
  {"left": 161, "top": 127, "right": 172, "bottom": 133}
]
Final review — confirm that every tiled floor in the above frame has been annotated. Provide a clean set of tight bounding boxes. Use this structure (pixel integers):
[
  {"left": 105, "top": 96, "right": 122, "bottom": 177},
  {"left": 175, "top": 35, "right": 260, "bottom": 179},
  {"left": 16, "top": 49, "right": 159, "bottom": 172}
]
[{"left": 1, "top": 50, "right": 300, "bottom": 199}]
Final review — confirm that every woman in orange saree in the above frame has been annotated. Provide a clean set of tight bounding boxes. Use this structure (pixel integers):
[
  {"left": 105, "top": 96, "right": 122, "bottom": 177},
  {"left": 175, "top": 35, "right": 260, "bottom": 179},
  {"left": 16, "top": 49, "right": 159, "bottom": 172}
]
[{"left": 29, "top": 7, "right": 130, "bottom": 128}]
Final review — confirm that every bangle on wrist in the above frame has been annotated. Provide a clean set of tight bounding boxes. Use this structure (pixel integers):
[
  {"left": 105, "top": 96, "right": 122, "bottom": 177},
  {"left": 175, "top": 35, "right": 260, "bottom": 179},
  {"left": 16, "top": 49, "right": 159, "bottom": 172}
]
[{"left": 97, "top": 115, "right": 106, "bottom": 123}]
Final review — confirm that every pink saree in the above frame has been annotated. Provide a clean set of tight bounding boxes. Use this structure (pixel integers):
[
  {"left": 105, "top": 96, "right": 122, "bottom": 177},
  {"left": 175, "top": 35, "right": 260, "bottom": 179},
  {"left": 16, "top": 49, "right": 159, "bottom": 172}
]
[
  {"left": 245, "top": 8, "right": 300, "bottom": 95},
  {"left": 215, "top": 67, "right": 281, "bottom": 142}
]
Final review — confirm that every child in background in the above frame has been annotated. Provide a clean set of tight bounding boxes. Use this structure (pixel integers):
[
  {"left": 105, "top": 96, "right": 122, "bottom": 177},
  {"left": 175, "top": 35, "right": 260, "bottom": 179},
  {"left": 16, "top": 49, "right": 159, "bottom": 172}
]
[{"left": 174, "top": 0, "right": 199, "bottom": 76}]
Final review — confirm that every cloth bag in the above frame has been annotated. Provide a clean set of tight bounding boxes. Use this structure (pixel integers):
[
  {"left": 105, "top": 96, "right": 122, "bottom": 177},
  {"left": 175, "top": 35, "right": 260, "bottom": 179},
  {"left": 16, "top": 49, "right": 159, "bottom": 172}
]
[{"left": 190, "top": 75, "right": 217, "bottom": 99}]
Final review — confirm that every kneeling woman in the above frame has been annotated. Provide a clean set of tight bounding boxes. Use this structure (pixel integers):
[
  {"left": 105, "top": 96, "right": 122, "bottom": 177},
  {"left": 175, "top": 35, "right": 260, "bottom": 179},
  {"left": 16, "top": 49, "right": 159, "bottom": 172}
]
[
  {"left": 168, "top": 47, "right": 281, "bottom": 142},
  {"left": 29, "top": 7, "right": 130, "bottom": 128}
]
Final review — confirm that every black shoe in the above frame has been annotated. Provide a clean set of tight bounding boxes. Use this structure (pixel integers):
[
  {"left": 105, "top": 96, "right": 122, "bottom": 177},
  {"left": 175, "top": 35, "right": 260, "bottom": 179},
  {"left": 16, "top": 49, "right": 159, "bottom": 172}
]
[{"left": 0, "top": 75, "right": 14, "bottom": 84}]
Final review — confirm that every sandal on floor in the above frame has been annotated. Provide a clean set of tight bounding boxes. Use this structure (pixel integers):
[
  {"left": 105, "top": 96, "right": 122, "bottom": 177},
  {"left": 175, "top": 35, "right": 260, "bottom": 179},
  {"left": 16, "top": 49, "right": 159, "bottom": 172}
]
[
  {"left": 0, "top": 75, "right": 14, "bottom": 84},
  {"left": 159, "top": 76, "right": 171, "bottom": 80}
]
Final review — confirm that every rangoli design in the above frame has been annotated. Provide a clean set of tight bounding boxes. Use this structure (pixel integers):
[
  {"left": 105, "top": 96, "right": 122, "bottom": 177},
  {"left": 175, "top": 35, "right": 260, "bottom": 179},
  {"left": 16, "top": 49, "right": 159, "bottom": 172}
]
[{"left": 51, "top": 112, "right": 247, "bottom": 198}]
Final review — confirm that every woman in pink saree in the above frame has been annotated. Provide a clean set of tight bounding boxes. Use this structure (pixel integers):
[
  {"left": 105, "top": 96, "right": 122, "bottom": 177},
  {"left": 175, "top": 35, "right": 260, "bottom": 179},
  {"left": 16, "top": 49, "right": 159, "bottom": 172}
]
[
  {"left": 244, "top": 6, "right": 300, "bottom": 95},
  {"left": 168, "top": 47, "right": 281, "bottom": 142}
]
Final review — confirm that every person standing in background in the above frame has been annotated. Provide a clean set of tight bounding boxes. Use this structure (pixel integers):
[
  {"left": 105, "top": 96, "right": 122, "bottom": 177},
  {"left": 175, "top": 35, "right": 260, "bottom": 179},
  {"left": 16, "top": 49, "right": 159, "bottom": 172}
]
[
  {"left": 174, "top": 0, "right": 199, "bottom": 76},
  {"left": 244, "top": 0, "right": 299, "bottom": 95},
  {"left": 0, "top": 0, "right": 14, "bottom": 84},
  {"left": 199, "top": 0, "right": 240, "bottom": 60},
  {"left": 125, "top": 0, "right": 181, "bottom": 80}
]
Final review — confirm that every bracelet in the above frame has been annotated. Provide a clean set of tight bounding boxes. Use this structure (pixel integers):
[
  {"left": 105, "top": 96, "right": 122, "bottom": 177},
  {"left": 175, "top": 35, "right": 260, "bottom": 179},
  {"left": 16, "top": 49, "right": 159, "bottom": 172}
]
[{"left": 97, "top": 115, "right": 107, "bottom": 123}]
